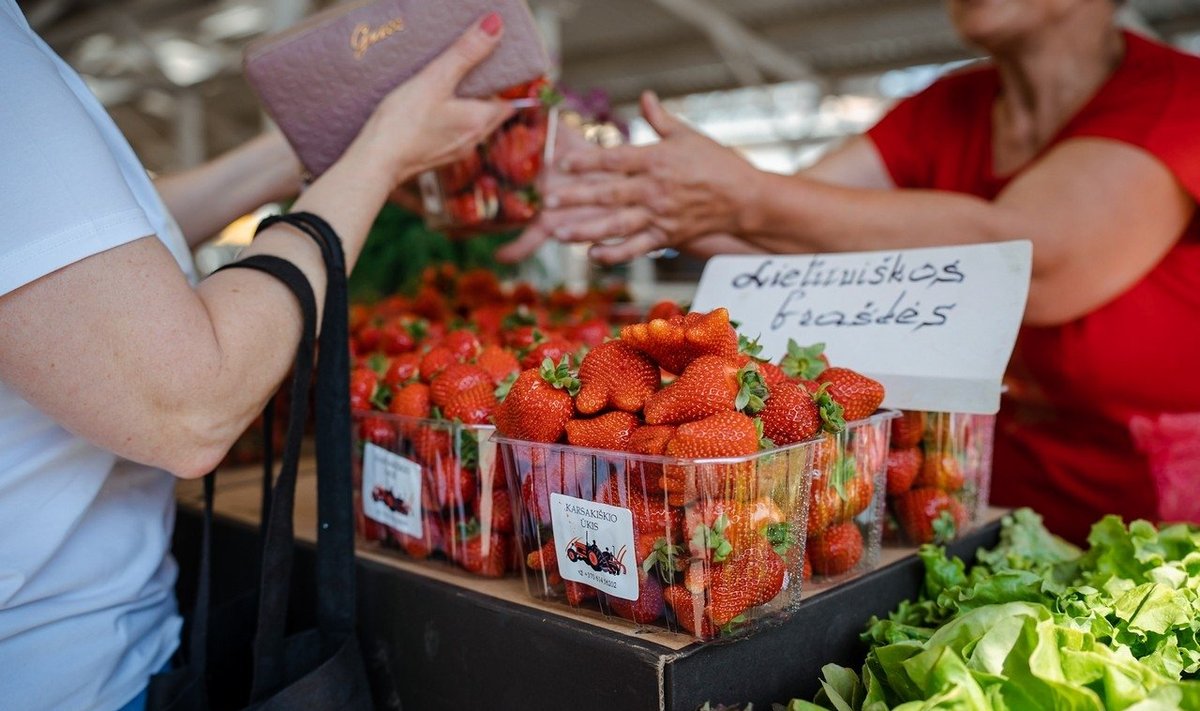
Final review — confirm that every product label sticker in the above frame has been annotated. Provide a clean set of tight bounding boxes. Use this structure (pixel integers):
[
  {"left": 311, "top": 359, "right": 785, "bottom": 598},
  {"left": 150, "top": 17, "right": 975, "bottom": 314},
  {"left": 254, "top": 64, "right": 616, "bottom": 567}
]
[
  {"left": 362, "top": 443, "right": 423, "bottom": 537},
  {"left": 691, "top": 241, "right": 1032, "bottom": 414},
  {"left": 549, "top": 492, "right": 638, "bottom": 601}
]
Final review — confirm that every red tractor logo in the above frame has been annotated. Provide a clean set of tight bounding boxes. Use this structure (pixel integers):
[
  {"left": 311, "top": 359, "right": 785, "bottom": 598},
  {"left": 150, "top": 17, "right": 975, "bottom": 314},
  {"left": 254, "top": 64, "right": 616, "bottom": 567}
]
[
  {"left": 565, "top": 537, "right": 627, "bottom": 576},
  {"left": 370, "top": 485, "right": 411, "bottom": 515}
]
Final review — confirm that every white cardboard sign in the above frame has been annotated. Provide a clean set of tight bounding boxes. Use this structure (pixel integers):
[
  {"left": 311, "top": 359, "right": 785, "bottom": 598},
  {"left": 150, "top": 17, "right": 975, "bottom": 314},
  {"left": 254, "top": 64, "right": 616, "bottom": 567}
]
[
  {"left": 362, "top": 443, "right": 424, "bottom": 537},
  {"left": 549, "top": 493, "right": 638, "bottom": 601},
  {"left": 690, "top": 241, "right": 1032, "bottom": 414}
]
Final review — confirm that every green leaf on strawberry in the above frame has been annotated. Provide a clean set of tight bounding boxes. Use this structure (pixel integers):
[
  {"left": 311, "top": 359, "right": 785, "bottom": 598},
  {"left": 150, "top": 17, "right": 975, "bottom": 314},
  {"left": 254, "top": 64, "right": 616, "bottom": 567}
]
[
  {"left": 931, "top": 510, "right": 958, "bottom": 544},
  {"left": 369, "top": 384, "right": 392, "bottom": 411},
  {"left": 813, "top": 383, "right": 846, "bottom": 434},
  {"left": 691, "top": 516, "right": 735, "bottom": 564},
  {"left": 764, "top": 522, "right": 794, "bottom": 555},
  {"left": 735, "top": 363, "right": 769, "bottom": 414},
  {"left": 642, "top": 537, "right": 685, "bottom": 583},
  {"left": 781, "top": 339, "right": 828, "bottom": 380},
  {"left": 494, "top": 372, "right": 518, "bottom": 402},
  {"left": 540, "top": 356, "right": 581, "bottom": 397}
]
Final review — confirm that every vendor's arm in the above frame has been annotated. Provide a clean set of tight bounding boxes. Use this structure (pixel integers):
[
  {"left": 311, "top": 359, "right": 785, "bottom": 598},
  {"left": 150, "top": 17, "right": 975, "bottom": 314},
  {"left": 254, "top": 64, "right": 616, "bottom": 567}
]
[
  {"left": 155, "top": 131, "right": 303, "bottom": 248},
  {"left": 726, "top": 139, "right": 1191, "bottom": 325},
  {"left": 0, "top": 18, "right": 513, "bottom": 480}
]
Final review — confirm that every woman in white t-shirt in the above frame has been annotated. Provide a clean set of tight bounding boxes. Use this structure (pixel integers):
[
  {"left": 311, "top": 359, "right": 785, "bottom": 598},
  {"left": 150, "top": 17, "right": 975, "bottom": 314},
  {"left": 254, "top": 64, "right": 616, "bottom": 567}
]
[{"left": 0, "top": 4, "right": 514, "bottom": 710}]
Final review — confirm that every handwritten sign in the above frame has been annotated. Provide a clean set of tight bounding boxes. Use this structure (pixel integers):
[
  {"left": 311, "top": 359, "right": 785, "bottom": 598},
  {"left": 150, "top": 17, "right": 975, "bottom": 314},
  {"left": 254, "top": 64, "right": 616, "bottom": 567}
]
[{"left": 690, "top": 241, "right": 1032, "bottom": 414}]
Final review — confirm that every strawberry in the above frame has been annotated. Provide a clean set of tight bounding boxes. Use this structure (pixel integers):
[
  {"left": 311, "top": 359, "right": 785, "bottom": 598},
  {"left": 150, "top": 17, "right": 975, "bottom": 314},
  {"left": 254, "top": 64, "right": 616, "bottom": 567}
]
[
  {"left": 474, "top": 488, "right": 514, "bottom": 535},
  {"left": 442, "top": 382, "right": 496, "bottom": 425},
  {"left": 398, "top": 515, "right": 444, "bottom": 559},
  {"left": 756, "top": 361, "right": 792, "bottom": 390},
  {"left": 596, "top": 482, "right": 685, "bottom": 556},
  {"left": 646, "top": 300, "right": 685, "bottom": 322},
  {"left": 779, "top": 340, "right": 829, "bottom": 381},
  {"left": 893, "top": 487, "right": 966, "bottom": 544},
  {"left": 431, "top": 363, "right": 492, "bottom": 408},
  {"left": 607, "top": 569, "right": 664, "bottom": 624},
  {"left": 705, "top": 540, "right": 787, "bottom": 627},
  {"left": 567, "top": 318, "right": 611, "bottom": 348},
  {"left": 516, "top": 449, "right": 591, "bottom": 526},
  {"left": 378, "top": 322, "right": 417, "bottom": 356},
  {"left": 499, "top": 187, "right": 538, "bottom": 222},
  {"left": 358, "top": 416, "right": 394, "bottom": 447},
  {"left": 382, "top": 353, "right": 422, "bottom": 389},
  {"left": 815, "top": 367, "right": 885, "bottom": 422},
  {"left": 757, "top": 380, "right": 840, "bottom": 446},
  {"left": 498, "top": 76, "right": 552, "bottom": 100},
  {"left": 350, "top": 367, "right": 381, "bottom": 412},
  {"left": 663, "top": 584, "right": 715, "bottom": 638},
  {"left": 442, "top": 330, "right": 482, "bottom": 360},
  {"left": 526, "top": 538, "right": 558, "bottom": 574},
  {"left": 664, "top": 411, "right": 762, "bottom": 459},
  {"left": 643, "top": 356, "right": 767, "bottom": 425},
  {"left": 411, "top": 426, "right": 452, "bottom": 466},
  {"left": 802, "top": 555, "right": 813, "bottom": 582},
  {"left": 389, "top": 381, "right": 431, "bottom": 423},
  {"left": 852, "top": 424, "right": 888, "bottom": 479},
  {"left": 488, "top": 121, "right": 545, "bottom": 185},
  {"left": 455, "top": 528, "right": 511, "bottom": 578},
  {"left": 446, "top": 192, "right": 485, "bottom": 226},
  {"left": 619, "top": 308, "right": 739, "bottom": 375},
  {"left": 565, "top": 411, "right": 640, "bottom": 451},
  {"left": 520, "top": 338, "right": 578, "bottom": 370},
  {"left": 627, "top": 425, "right": 676, "bottom": 456},
  {"left": 420, "top": 346, "right": 458, "bottom": 383},
  {"left": 575, "top": 339, "right": 660, "bottom": 415},
  {"left": 493, "top": 358, "right": 579, "bottom": 443},
  {"left": 355, "top": 323, "right": 382, "bottom": 354},
  {"left": 423, "top": 463, "right": 475, "bottom": 511},
  {"left": 891, "top": 410, "right": 927, "bottom": 449},
  {"left": 808, "top": 521, "right": 863, "bottom": 577},
  {"left": 886, "top": 447, "right": 923, "bottom": 496},
  {"left": 476, "top": 344, "right": 520, "bottom": 385},
  {"left": 916, "top": 452, "right": 966, "bottom": 492},
  {"left": 439, "top": 150, "right": 483, "bottom": 193},
  {"left": 564, "top": 580, "right": 597, "bottom": 607}
]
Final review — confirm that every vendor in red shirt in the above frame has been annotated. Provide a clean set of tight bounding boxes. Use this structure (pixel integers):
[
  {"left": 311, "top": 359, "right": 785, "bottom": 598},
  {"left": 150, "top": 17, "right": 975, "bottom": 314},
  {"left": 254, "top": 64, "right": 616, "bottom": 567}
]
[{"left": 512, "top": 0, "right": 1200, "bottom": 544}]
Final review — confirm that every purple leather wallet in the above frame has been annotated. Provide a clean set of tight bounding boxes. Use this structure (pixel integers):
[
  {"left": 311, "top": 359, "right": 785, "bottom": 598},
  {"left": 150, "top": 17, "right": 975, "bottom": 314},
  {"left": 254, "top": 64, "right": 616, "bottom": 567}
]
[{"left": 243, "top": 0, "right": 550, "bottom": 176}]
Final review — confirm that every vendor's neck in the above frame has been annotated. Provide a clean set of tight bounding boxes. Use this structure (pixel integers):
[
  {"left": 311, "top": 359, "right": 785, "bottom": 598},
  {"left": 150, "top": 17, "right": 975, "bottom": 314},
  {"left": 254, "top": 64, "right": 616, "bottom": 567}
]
[{"left": 990, "top": 18, "right": 1124, "bottom": 173}]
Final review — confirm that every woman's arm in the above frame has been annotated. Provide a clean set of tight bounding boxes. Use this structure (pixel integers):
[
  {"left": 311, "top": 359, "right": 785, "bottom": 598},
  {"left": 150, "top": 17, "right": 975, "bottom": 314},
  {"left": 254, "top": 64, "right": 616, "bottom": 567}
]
[
  {"left": 155, "top": 131, "right": 303, "bottom": 248},
  {"left": 0, "top": 16, "right": 513, "bottom": 480}
]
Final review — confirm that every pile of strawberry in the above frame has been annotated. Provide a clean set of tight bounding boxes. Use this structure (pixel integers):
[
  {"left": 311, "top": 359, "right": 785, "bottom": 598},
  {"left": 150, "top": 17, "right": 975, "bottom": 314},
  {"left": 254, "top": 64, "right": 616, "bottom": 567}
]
[
  {"left": 884, "top": 412, "right": 976, "bottom": 545},
  {"left": 426, "top": 78, "right": 558, "bottom": 232},
  {"left": 492, "top": 307, "right": 887, "bottom": 637},
  {"left": 350, "top": 267, "right": 635, "bottom": 577},
  {"left": 780, "top": 340, "right": 892, "bottom": 580}
]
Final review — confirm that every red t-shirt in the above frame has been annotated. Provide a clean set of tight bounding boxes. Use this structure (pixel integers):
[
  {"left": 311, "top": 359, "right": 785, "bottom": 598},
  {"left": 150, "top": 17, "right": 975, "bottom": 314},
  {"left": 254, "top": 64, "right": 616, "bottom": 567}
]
[{"left": 867, "top": 31, "right": 1200, "bottom": 543}]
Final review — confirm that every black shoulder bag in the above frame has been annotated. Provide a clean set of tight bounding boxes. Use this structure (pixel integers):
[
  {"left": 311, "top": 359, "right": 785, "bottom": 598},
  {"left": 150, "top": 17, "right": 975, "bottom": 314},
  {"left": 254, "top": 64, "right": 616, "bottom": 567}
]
[{"left": 147, "top": 212, "right": 372, "bottom": 711}]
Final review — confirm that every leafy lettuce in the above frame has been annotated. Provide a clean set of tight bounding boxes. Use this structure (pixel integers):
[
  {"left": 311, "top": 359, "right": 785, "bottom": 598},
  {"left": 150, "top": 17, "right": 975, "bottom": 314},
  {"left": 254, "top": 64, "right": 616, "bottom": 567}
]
[{"left": 789, "top": 510, "right": 1200, "bottom": 710}]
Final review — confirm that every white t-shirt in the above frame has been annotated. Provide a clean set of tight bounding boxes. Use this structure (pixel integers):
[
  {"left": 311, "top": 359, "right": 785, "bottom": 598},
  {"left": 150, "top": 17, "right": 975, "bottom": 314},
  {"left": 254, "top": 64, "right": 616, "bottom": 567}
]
[{"left": 1, "top": 2, "right": 194, "bottom": 709}]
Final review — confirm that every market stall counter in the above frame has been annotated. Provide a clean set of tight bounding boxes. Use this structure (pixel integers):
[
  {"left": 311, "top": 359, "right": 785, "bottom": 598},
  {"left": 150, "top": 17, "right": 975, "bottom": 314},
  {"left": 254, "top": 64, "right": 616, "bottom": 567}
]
[{"left": 173, "top": 463, "right": 1002, "bottom": 711}]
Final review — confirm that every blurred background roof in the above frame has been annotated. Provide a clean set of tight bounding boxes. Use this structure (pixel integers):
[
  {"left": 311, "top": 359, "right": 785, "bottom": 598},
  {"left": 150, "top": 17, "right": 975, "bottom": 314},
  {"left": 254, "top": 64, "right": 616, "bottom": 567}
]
[{"left": 17, "top": 0, "right": 1200, "bottom": 172}]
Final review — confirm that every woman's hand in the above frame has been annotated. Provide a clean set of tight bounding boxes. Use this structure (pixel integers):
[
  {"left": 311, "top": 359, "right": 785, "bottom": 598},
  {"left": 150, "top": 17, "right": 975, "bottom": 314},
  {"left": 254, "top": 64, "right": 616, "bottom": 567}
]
[
  {"left": 351, "top": 13, "right": 516, "bottom": 190},
  {"left": 541, "top": 91, "right": 764, "bottom": 264}
]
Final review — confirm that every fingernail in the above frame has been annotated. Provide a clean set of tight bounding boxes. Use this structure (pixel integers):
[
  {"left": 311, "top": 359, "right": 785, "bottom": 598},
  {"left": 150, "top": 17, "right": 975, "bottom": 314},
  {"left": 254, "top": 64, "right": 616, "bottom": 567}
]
[
  {"left": 481, "top": 12, "right": 503, "bottom": 36},
  {"left": 544, "top": 195, "right": 560, "bottom": 209}
]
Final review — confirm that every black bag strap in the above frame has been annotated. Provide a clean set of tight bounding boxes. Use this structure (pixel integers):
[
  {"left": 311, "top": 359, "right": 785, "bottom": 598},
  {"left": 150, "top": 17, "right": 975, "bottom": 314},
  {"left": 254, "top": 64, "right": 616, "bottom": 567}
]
[
  {"left": 245, "top": 212, "right": 355, "bottom": 701},
  {"left": 258, "top": 212, "right": 356, "bottom": 642}
]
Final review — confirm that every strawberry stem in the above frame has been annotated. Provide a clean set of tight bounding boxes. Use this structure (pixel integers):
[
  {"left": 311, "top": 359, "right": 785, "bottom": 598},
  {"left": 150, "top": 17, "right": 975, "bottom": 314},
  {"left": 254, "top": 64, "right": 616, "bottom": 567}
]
[
  {"left": 735, "top": 363, "right": 769, "bottom": 414},
  {"left": 781, "top": 339, "right": 828, "bottom": 380}
]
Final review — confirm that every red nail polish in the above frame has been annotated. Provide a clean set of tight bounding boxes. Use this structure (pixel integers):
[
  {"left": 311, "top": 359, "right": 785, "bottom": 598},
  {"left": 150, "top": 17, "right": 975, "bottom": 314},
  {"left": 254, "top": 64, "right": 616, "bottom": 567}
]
[{"left": 481, "top": 12, "right": 503, "bottom": 36}]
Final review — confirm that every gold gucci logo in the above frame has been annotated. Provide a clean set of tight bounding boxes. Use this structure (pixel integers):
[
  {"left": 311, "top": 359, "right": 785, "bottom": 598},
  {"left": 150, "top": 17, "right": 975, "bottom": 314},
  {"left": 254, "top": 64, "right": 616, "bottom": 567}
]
[{"left": 351, "top": 17, "right": 406, "bottom": 59}]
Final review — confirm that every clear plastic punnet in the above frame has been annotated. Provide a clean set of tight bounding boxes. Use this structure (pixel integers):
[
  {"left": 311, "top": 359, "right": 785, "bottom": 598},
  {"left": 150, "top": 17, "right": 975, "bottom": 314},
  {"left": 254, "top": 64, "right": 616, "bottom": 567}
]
[
  {"left": 419, "top": 101, "right": 558, "bottom": 237},
  {"left": 805, "top": 411, "right": 898, "bottom": 586},
  {"left": 883, "top": 411, "right": 996, "bottom": 546},
  {"left": 352, "top": 410, "right": 516, "bottom": 578},
  {"left": 494, "top": 434, "right": 816, "bottom": 641}
]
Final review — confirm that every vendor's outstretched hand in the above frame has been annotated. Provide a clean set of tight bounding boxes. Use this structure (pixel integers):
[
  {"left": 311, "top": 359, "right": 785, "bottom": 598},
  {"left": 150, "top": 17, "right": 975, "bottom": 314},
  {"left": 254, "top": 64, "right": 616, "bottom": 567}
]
[{"left": 539, "top": 91, "right": 762, "bottom": 264}]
